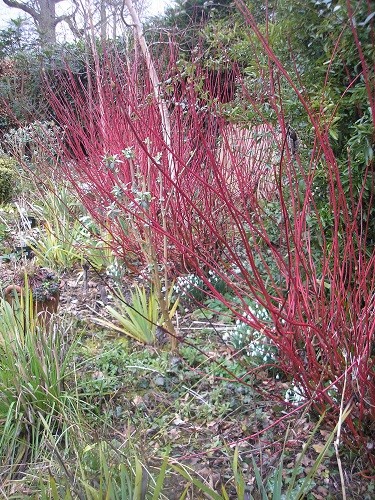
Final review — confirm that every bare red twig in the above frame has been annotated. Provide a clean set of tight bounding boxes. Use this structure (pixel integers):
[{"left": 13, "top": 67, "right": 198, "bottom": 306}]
[{"left": 46, "top": 0, "right": 375, "bottom": 450}]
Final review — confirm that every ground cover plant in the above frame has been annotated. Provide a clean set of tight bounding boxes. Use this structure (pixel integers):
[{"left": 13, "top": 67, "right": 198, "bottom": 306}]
[{"left": 0, "top": 0, "right": 374, "bottom": 497}]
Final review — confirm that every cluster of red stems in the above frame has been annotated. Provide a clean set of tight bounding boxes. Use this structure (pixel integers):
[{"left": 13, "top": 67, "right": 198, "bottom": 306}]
[{"left": 47, "top": 1, "right": 374, "bottom": 447}]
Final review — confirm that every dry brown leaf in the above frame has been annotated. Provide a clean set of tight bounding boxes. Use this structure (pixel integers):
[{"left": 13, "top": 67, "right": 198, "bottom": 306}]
[{"left": 312, "top": 443, "right": 326, "bottom": 453}]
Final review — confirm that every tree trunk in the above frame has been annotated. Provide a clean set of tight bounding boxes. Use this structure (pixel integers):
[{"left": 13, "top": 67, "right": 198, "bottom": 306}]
[
  {"left": 37, "top": 0, "right": 57, "bottom": 46},
  {"left": 123, "top": 0, "right": 175, "bottom": 180},
  {"left": 1, "top": 0, "right": 77, "bottom": 48},
  {"left": 100, "top": 0, "right": 107, "bottom": 42}
]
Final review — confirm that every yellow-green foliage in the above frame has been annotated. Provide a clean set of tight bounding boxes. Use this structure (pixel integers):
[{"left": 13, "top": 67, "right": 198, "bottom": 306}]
[{"left": 0, "top": 156, "right": 16, "bottom": 205}]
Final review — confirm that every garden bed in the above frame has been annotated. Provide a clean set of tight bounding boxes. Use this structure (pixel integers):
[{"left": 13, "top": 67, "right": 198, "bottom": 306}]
[{"left": 0, "top": 254, "right": 373, "bottom": 498}]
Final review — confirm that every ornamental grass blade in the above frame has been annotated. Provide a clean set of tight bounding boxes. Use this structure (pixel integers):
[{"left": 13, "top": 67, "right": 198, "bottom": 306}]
[
  {"left": 172, "top": 465, "right": 223, "bottom": 500},
  {"left": 251, "top": 456, "right": 268, "bottom": 500},
  {"left": 133, "top": 456, "right": 146, "bottom": 500},
  {"left": 292, "top": 405, "right": 352, "bottom": 500},
  {"left": 151, "top": 451, "right": 169, "bottom": 500},
  {"left": 232, "top": 447, "right": 246, "bottom": 498}
]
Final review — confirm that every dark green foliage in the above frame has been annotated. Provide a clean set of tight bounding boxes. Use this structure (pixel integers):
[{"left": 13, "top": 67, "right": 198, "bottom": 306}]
[
  {"left": 146, "top": 0, "right": 235, "bottom": 53},
  {"left": 201, "top": 0, "right": 374, "bottom": 244},
  {"left": 0, "top": 156, "right": 16, "bottom": 204},
  {"left": 0, "top": 17, "right": 89, "bottom": 135},
  {"left": 0, "top": 17, "right": 37, "bottom": 58},
  {"left": 151, "top": 0, "right": 235, "bottom": 30},
  {"left": 0, "top": 18, "right": 40, "bottom": 131}
]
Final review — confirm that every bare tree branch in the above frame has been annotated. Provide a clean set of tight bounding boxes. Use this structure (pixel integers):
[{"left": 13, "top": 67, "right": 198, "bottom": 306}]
[
  {"left": 53, "top": 1, "right": 79, "bottom": 28},
  {"left": 2, "top": 0, "right": 37, "bottom": 18},
  {"left": 2, "top": 0, "right": 81, "bottom": 45}
]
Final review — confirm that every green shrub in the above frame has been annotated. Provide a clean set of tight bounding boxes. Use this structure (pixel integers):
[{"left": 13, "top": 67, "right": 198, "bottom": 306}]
[{"left": 0, "top": 156, "right": 16, "bottom": 204}]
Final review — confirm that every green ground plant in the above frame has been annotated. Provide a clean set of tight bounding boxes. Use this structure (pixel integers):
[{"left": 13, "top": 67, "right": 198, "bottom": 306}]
[
  {"left": 54, "top": 330, "right": 347, "bottom": 498},
  {"left": 25, "top": 183, "right": 123, "bottom": 273},
  {"left": 29, "top": 217, "right": 84, "bottom": 269},
  {"left": 27, "top": 185, "right": 85, "bottom": 269},
  {"left": 96, "top": 286, "right": 160, "bottom": 344},
  {"left": 0, "top": 276, "right": 360, "bottom": 497},
  {"left": 0, "top": 295, "right": 172, "bottom": 497},
  {"left": 34, "top": 417, "right": 348, "bottom": 500}
]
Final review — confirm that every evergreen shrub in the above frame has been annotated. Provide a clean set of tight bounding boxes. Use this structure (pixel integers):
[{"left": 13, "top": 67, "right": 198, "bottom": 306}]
[{"left": 0, "top": 155, "right": 16, "bottom": 204}]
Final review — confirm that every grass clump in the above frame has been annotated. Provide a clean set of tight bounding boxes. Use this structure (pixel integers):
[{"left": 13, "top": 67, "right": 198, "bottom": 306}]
[{"left": 0, "top": 286, "right": 81, "bottom": 485}]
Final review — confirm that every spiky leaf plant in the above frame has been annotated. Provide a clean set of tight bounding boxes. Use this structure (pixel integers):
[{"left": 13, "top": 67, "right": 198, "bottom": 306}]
[{"left": 95, "top": 285, "right": 179, "bottom": 345}]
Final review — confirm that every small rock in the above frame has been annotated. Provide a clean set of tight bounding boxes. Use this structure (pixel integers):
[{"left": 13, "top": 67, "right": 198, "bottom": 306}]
[
  {"left": 173, "top": 415, "right": 185, "bottom": 425},
  {"left": 133, "top": 395, "right": 144, "bottom": 405}
]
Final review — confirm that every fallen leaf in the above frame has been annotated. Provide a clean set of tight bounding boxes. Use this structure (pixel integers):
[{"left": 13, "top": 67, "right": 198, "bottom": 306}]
[{"left": 312, "top": 443, "right": 326, "bottom": 453}]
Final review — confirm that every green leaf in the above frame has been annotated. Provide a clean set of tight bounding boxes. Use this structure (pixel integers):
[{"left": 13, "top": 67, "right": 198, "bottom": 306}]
[
  {"left": 152, "top": 450, "right": 170, "bottom": 500},
  {"left": 328, "top": 128, "right": 338, "bottom": 140},
  {"left": 133, "top": 457, "right": 144, "bottom": 500}
]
